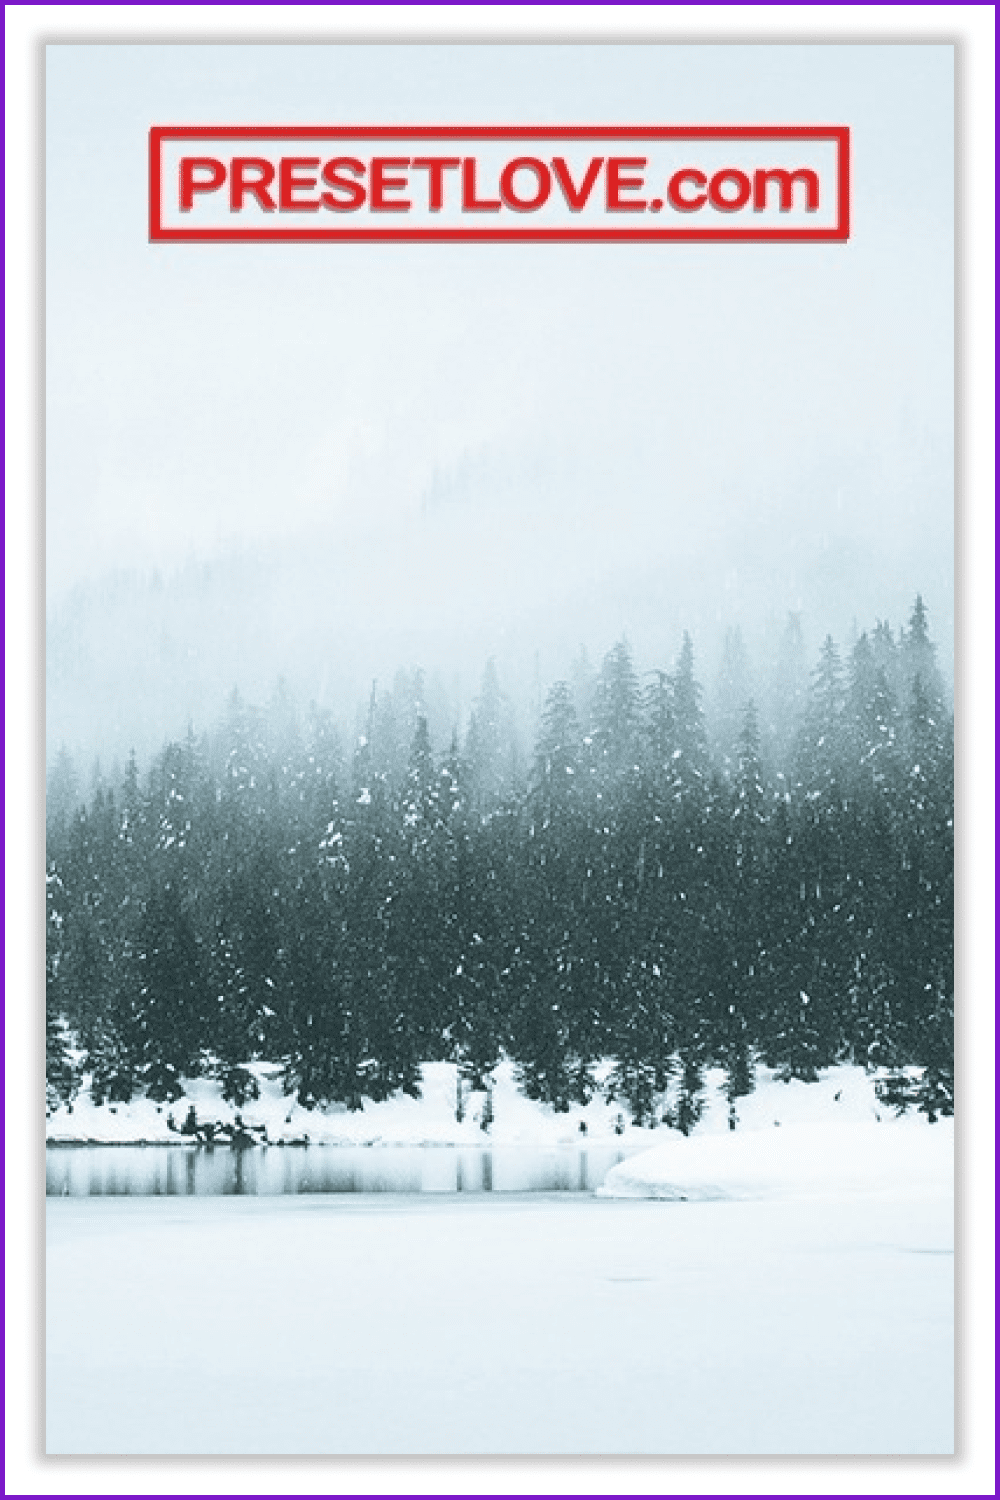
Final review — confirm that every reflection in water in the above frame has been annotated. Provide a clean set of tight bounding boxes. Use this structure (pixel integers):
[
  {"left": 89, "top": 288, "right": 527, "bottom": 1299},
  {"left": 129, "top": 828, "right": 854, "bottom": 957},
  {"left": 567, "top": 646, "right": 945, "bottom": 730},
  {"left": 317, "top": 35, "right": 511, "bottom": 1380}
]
[{"left": 46, "top": 1143, "right": 629, "bottom": 1198}]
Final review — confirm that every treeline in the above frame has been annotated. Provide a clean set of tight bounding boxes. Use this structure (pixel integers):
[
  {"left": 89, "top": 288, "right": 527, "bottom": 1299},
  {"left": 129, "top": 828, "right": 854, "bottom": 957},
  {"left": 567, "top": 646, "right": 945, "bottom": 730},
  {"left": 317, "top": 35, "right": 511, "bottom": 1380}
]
[{"left": 46, "top": 597, "right": 954, "bottom": 1127}]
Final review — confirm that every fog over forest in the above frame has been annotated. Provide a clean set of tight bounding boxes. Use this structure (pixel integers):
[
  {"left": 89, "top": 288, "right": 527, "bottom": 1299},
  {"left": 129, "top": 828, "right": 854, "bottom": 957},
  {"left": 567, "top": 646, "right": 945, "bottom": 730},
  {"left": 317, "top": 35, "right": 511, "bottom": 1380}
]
[
  {"left": 47, "top": 432, "right": 953, "bottom": 782},
  {"left": 46, "top": 44, "right": 953, "bottom": 781},
  {"left": 48, "top": 556, "right": 953, "bottom": 790}
]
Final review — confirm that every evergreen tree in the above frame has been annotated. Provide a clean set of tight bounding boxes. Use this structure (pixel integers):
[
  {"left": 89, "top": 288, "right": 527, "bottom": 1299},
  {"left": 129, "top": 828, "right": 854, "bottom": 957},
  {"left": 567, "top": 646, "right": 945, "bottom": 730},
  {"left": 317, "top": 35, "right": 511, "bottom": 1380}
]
[
  {"left": 767, "top": 612, "right": 808, "bottom": 767},
  {"left": 672, "top": 1054, "right": 707, "bottom": 1136},
  {"left": 845, "top": 633, "right": 901, "bottom": 798},
  {"left": 588, "top": 639, "right": 642, "bottom": 794},
  {"left": 901, "top": 594, "right": 945, "bottom": 710},
  {"left": 45, "top": 863, "right": 79, "bottom": 1111},
  {"left": 516, "top": 681, "right": 592, "bottom": 1109},
  {"left": 710, "top": 627, "right": 754, "bottom": 776},
  {"left": 388, "top": 714, "right": 450, "bottom": 1083},
  {"left": 47, "top": 746, "right": 81, "bottom": 842},
  {"left": 660, "top": 632, "right": 712, "bottom": 1085},
  {"left": 725, "top": 700, "right": 767, "bottom": 1104},
  {"left": 465, "top": 658, "right": 515, "bottom": 817},
  {"left": 671, "top": 632, "right": 710, "bottom": 796},
  {"left": 44, "top": 606, "right": 953, "bottom": 1123},
  {"left": 795, "top": 635, "right": 846, "bottom": 798},
  {"left": 896, "top": 673, "right": 954, "bottom": 1114}
]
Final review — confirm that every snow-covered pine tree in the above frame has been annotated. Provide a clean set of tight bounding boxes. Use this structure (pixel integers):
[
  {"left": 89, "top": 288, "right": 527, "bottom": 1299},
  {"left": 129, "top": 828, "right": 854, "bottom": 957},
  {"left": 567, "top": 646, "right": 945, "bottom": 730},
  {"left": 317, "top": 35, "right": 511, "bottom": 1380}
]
[
  {"left": 710, "top": 626, "right": 754, "bottom": 778},
  {"left": 465, "top": 658, "right": 516, "bottom": 818},
  {"left": 766, "top": 612, "right": 808, "bottom": 769}
]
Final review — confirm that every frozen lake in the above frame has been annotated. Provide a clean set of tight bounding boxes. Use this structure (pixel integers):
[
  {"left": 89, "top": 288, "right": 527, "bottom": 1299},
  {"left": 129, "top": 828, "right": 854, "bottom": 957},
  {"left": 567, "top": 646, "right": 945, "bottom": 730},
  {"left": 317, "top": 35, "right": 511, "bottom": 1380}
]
[
  {"left": 46, "top": 1187, "right": 953, "bottom": 1455},
  {"left": 45, "top": 1141, "right": 634, "bottom": 1196}
]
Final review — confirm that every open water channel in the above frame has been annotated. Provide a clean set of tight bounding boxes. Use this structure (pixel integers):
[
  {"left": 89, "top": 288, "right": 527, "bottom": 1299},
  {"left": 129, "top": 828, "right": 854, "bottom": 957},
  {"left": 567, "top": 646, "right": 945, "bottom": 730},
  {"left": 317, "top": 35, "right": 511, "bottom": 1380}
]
[{"left": 45, "top": 1141, "right": 637, "bottom": 1196}]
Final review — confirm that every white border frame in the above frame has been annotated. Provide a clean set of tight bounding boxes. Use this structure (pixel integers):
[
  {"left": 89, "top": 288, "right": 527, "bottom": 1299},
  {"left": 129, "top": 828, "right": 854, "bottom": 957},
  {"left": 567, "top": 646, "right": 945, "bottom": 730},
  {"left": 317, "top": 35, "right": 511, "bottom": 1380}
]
[{"left": 7, "top": 6, "right": 994, "bottom": 1495}]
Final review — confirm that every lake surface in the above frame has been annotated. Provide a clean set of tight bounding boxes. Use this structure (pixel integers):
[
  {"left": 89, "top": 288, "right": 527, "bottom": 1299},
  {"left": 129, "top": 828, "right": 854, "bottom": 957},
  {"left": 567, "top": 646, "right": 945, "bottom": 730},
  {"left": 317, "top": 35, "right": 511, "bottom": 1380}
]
[
  {"left": 45, "top": 1142, "right": 635, "bottom": 1197},
  {"left": 46, "top": 1190, "right": 955, "bottom": 1454}
]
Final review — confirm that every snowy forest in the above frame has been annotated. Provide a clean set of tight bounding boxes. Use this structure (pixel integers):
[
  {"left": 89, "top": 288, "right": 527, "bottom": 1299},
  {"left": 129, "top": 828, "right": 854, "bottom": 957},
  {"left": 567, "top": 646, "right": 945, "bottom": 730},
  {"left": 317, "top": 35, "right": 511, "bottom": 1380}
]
[{"left": 45, "top": 597, "right": 954, "bottom": 1128}]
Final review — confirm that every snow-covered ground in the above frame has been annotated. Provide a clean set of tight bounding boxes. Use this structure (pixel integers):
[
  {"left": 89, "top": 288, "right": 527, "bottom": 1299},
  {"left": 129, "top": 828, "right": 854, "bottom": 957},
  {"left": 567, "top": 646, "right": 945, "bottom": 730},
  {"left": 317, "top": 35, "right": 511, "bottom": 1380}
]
[
  {"left": 600, "top": 1114, "right": 953, "bottom": 1201},
  {"left": 46, "top": 1063, "right": 952, "bottom": 1453},
  {"left": 46, "top": 1056, "right": 919, "bottom": 1148},
  {"left": 47, "top": 1182, "right": 953, "bottom": 1455}
]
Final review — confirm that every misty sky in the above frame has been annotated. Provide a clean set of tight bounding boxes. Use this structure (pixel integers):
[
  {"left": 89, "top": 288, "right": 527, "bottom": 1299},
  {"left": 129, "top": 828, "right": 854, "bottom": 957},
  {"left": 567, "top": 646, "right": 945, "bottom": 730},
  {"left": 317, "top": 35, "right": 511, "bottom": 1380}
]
[{"left": 46, "top": 43, "right": 954, "bottom": 764}]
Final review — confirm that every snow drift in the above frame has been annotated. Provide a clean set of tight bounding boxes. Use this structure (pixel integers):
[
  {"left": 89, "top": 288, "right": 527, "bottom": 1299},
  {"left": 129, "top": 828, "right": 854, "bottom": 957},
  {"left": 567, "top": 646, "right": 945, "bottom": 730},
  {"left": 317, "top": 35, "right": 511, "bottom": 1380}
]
[{"left": 598, "top": 1115, "right": 953, "bottom": 1201}]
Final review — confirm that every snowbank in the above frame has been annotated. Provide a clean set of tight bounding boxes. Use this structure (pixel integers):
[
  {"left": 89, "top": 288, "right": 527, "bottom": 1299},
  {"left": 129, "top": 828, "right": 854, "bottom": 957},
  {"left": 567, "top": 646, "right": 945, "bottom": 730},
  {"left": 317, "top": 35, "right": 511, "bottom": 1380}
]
[
  {"left": 48, "top": 1059, "right": 628, "bottom": 1148},
  {"left": 46, "top": 1057, "right": 939, "bottom": 1153},
  {"left": 598, "top": 1115, "right": 953, "bottom": 1201}
]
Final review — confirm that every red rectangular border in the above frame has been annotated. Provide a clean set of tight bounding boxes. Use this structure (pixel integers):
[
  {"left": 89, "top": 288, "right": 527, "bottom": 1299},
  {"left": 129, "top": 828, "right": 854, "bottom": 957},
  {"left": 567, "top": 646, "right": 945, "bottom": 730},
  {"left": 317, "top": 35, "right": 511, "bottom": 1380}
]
[{"left": 149, "top": 125, "right": 850, "bottom": 243}]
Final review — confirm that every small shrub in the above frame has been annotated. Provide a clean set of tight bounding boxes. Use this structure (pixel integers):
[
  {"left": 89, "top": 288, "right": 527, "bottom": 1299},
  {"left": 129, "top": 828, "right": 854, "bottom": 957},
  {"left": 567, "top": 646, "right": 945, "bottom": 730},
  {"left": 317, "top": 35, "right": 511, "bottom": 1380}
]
[
  {"left": 144, "top": 1062, "right": 185, "bottom": 1103},
  {"left": 220, "top": 1065, "right": 261, "bottom": 1107}
]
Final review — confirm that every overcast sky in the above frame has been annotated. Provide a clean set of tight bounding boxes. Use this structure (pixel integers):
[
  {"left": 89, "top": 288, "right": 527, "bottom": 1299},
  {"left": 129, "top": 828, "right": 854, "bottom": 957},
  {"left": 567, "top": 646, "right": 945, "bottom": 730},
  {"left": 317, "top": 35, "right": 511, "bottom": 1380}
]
[{"left": 45, "top": 43, "right": 954, "bottom": 759}]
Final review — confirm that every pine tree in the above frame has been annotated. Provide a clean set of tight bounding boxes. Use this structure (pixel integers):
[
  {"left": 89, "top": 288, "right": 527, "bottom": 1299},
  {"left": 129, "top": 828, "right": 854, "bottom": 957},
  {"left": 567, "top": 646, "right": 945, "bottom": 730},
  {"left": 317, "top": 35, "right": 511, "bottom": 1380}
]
[
  {"left": 901, "top": 594, "right": 945, "bottom": 710},
  {"left": 710, "top": 627, "right": 754, "bottom": 777},
  {"left": 134, "top": 876, "right": 207, "bottom": 1099},
  {"left": 795, "top": 635, "right": 846, "bottom": 798},
  {"left": 45, "top": 863, "right": 79, "bottom": 1111},
  {"left": 47, "top": 746, "right": 81, "bottom": 843},
  {"left": 896, "top": 672, "right": 954, "bottom": 1114},
  {"left": 516, "top": 681, "right": 594, "bottom": 1110},
  {"left": 660, "top": 632, "right": 712, "bottom": 1078},
  {"left": 767, "top": 612, "right": 808, "bottom": 767},
  {"left": 725, "top": 701, "right": 766, "bottom": 1103},
  {"left": 465, "top": 658, "right": 514, "bottom": 817},
  {"left": 788, "top": 637, "right": 855, "bottom": 1069},
  {"left": 671, "top": 632, "right": 710, "bottom": 797},
  {"left": 762, "top": 792, "right": 825, "bottom": 1081},
  {"left": 845, "top": 634, "right": 901, "bottom": 798},
  {"left": 588, "top": 639, "right": 642, "bottom": 794},
  {"left": 388, "top": 714, "right": 450, "bottom": 1084},
  {"left": 673, "top": 1054, "right": 706, "bottom": 1136},
  {"left": 43, "top": 608, "right": 952, "bottom": 1122}
]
